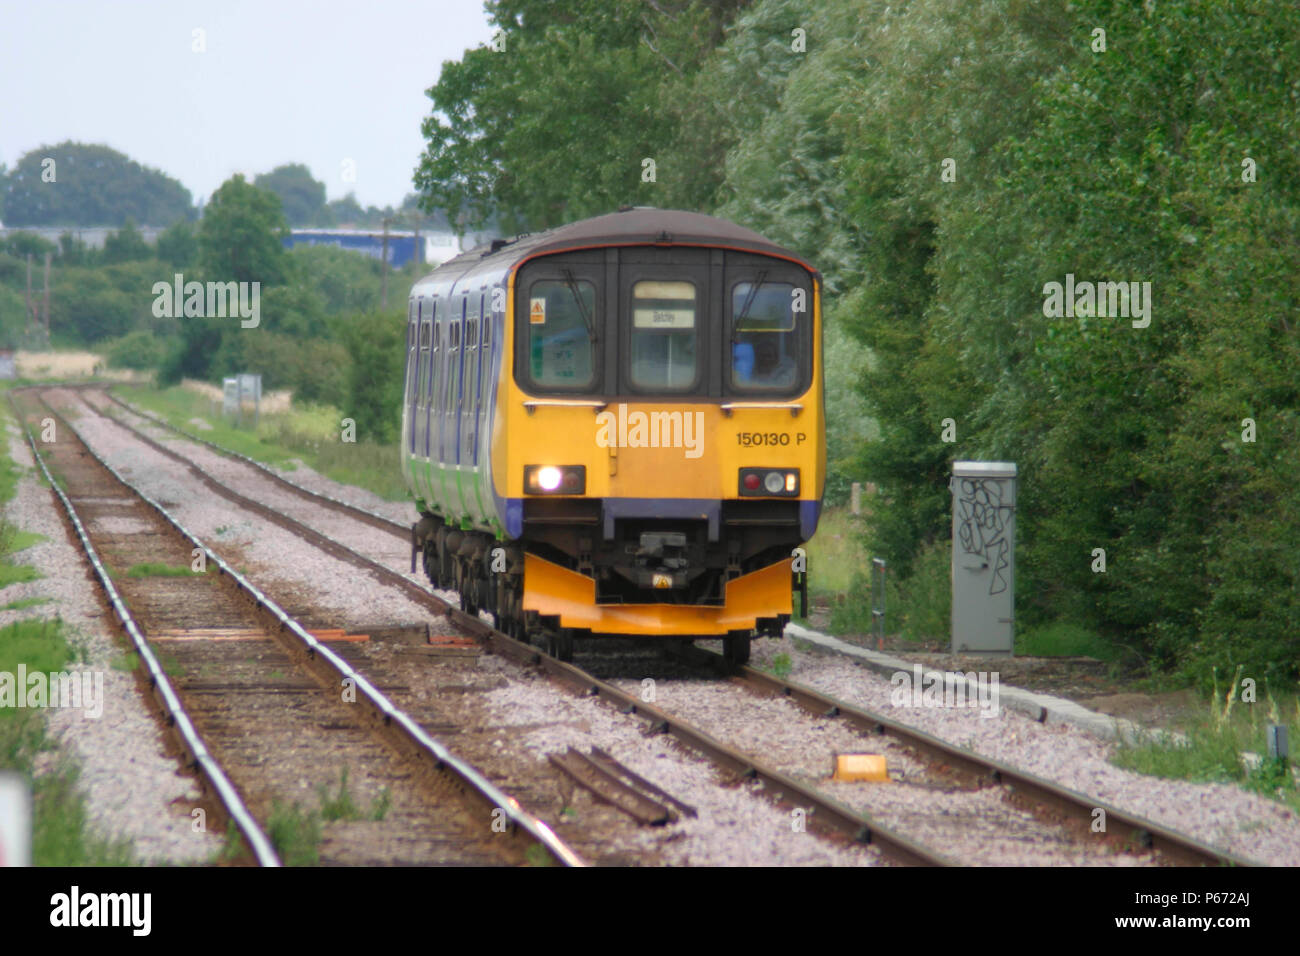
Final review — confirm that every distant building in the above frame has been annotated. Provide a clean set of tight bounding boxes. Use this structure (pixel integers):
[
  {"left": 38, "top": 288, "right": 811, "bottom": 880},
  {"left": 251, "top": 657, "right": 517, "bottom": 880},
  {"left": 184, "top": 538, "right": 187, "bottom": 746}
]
[
  {"left": 0, "top": 225, "right": 165, "bottom": 248},
  {"left": 283, "top": 229, "right": 462, "bottom": 268}
]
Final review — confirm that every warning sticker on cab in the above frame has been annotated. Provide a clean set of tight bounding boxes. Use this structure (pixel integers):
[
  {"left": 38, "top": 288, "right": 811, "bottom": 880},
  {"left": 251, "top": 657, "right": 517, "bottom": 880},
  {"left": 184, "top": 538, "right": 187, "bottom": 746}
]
[{"left": 530, "top": 298, "right": 546, "bottom": 324}]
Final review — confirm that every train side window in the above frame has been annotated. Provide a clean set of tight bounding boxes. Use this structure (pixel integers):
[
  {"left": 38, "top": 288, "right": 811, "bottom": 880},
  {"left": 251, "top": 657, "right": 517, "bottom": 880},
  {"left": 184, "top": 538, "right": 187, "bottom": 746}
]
[
  {"left": 629, "top": 279, "right": 697, "bottom": 391},
  {"left": 729, "top": 281, "right": 802, "bottom": 393},
  {"left": 523, "top": 278, "right": 596, "bottom": 388}
]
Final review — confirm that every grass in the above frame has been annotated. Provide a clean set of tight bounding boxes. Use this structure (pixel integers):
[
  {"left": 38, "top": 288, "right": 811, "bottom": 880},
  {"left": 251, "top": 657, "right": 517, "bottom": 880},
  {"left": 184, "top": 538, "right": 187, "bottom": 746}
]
[
  {"left": 124, "top": 562, "right": 205, "bottom": 578},
  {"left": 1111, "top": 667, "right": 1299, "bottom": 814},
  {"left": 2, "top": 596, "right": 50, "bottom": 611},
  {"left": 317, "top": 767, "right": 392, "bottom": 822},
  {"left": 0, "top": 521, "right": 42, "bottom": 588},
  {"left": 212, "top": 819, "right": 248, "bottom": 864},
  {"left": 524, "top": 843, "right": 556, "bottom": 867},
  {"left": 115, "top": 383, "right": 408, "bottom": 501},
  {"left": 1016, "top": 621, "right": 1117, "bottom": 661},
  {"left": 768, "top": 652, "right": 793, "bottom": 680},
  {"left": 267, "top": 799, "right": 322, "bottom": 866},
  {"left": 317, "top": 767, "right": 362, "bottom": 821},
  {"left": 0, "top": 619, "right": 135, "bottom": 865},
  {"left": 801, "top": 507, "right": 870, "bottom": 601}
]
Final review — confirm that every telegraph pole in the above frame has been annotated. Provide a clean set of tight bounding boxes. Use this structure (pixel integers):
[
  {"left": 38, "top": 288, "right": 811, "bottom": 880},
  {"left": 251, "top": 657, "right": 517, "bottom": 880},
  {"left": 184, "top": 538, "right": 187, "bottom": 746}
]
[
  {"left": 25, "top": 254, "right": 34, "bottom": 329},
  {"left": 42, "top": 252, "right": 51, "bottom": 338}
]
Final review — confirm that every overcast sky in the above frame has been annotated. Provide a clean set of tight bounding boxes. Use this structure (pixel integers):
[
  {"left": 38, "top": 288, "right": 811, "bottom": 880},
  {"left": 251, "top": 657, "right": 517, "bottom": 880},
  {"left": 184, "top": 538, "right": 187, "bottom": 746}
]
[{"left": 0, "top": 0, "right": 495, "bottom": 209}]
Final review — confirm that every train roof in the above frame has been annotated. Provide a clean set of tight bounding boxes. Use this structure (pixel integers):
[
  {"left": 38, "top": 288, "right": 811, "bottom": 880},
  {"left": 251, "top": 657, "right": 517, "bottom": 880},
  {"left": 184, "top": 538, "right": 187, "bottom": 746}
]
[{"left": 420, "top": 207, "right": 816, "bottom": 284}]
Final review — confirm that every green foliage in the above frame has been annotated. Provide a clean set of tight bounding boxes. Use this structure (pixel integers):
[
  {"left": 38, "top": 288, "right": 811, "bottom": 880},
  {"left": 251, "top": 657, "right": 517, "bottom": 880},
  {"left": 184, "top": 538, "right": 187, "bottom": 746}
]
[
  {"left": 254, "top": 163, "right": 330, "bottom": 227},
  {"left": 1016, "top": 622, "right": 1117, "bottom": 662},
  {"left": 104, "top": 329, "right": 175, "bottom": 370},
  {"left": 156, "top": 220, "right": 198, "bottom": 269},
  {"left": 415, "top": 0, "right": 735, "bottom": 231},
  {"left": 1112, "top": 676, "right": 1299, "bottom": 814},
  {"left": 1, "top": 141, "right": 194, "bottom": 227},
  {"left": 123, "top": 562, "right": 202, "bottom": 577},
  {"left": 101, "top": 219, "right": 152, "bottom": 264},
  {"left": 338, "top": 309, "right": 405, "bottom": 443},
  {"left": 0, "top": 618, "right": 136, "bottom": 865},
  {"left": 769, "top": 653, "right": 792, "bottom": 679},
  {"left": 199, "top": 174, "right": 289, "bottom": 285},
  {"left": 316, "top": 767, "right": 362, "bottom": 821},
  {"left": 266, "top": 799, "right": 322, "bottom": 866}
]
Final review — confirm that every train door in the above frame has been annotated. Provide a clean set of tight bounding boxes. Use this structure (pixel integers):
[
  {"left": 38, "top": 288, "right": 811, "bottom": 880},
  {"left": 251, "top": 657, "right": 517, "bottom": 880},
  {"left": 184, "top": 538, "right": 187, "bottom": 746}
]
[
  {"left": 414, "top": 299, "right": 431, "bottom": 465},
  {"left": 422, "top": 299, "right": 439, "bottom": 506},
  {"left": 610, "top": 250, "right": 711, "bottom": 499},
  {"left": 446, "top": 294, "right": 467, "bottom": 514},
  {"left": 460, "top": 301, "right": 478, "bottom": 470}
]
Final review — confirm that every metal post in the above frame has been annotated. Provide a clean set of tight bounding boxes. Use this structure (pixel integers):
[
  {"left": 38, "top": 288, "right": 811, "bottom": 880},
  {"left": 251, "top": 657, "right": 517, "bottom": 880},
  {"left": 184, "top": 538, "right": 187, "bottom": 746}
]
[
  {"left": 42, "top": 251, "right": 51, "bottom": 338},
  {"left": 871, "top": 558, "right": 887, "bottom": 650}
]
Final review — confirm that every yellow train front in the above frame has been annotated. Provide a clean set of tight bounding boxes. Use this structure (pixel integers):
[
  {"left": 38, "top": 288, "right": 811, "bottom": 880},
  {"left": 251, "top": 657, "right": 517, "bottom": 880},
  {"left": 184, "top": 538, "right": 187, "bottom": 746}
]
[{"left": 402, "top": 208, "right": 824, "bottom": 662}]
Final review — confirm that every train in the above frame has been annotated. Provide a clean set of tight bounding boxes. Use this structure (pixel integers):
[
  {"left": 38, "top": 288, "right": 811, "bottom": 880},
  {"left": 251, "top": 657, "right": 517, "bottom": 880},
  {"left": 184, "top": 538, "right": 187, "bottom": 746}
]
[{"left": 400, "top": 207, "right": 824, "bottom": 663}]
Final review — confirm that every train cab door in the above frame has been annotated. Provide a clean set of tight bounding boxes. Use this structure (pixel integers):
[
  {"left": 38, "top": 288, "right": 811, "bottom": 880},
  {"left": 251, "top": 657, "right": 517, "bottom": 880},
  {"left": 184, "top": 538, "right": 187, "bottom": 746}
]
[{"left": 609, "top": 250, "right": 712, "bottom": 501}]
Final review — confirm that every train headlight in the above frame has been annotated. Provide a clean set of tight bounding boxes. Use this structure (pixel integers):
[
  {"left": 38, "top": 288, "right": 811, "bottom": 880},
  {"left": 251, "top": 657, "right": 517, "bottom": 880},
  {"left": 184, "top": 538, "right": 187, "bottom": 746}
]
[
  {"left": 525, "top": 465, "right": 586, "bottom": 495},
  {"left": 738, "top": 467, "right": 799, "bottom": 497}
]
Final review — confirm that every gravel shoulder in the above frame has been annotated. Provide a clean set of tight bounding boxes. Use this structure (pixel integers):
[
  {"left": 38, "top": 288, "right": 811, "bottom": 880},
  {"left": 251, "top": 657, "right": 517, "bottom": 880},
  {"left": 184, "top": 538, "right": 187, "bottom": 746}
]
[
  {"left": 748, "top": 632, "right": 1300, "bottom": 865},
  {"left": 3, "top": 424, "right": 222, "bottom": 864}
]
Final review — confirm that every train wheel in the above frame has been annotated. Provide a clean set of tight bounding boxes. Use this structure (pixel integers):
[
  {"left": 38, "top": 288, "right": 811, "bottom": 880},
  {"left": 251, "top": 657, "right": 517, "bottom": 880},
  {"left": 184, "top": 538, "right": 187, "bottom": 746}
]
[{"left": 723, "top": 633, "right": 751, "bottom": 666}]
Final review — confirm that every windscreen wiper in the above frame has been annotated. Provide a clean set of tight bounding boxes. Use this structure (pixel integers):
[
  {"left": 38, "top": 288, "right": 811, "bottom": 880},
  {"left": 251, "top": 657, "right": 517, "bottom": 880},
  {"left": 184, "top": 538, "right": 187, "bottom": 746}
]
[
  {"left": 562, "top": 268, "right": 597, "bottom": 343},
  {"left": 730, "top": 270, "right": 767, "bottom": 346}
]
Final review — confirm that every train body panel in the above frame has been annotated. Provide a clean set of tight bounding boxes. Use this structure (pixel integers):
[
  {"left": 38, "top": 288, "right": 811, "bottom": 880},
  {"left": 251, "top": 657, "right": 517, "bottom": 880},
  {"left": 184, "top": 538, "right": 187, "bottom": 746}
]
[{"left": 401, "top": 208, "right": 824, "bottom": 646}]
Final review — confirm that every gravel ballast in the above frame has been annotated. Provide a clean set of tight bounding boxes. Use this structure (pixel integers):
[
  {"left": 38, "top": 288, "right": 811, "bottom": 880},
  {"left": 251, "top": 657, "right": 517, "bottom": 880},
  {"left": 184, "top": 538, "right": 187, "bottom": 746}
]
[
  {"left": 77, "top": 390, "right": 1300, "bottom": 866},
  {"left": 60, "top": 393, "right": 879, "bottom": 866}
]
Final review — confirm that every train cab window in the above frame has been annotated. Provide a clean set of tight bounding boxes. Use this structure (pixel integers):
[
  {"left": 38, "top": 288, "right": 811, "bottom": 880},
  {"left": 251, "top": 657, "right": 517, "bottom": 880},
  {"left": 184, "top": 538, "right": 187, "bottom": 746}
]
[
  {"left": 729, "top": 281, "right": 802, "bottom": 393},
  {"left": 629, "top": 280, "right": 697, "bottom": 391},
  {"left": 523, "top": 279, "right": 596, "bottom": 389}
]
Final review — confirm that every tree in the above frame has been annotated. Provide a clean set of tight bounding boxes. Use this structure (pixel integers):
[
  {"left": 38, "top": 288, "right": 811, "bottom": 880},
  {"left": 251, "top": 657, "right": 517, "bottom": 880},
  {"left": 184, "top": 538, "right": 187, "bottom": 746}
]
[
  {"left": 414, "top": 0, "right": 730, "bottom": 232},
  {"left": 156, "top": 220, "right": 198, "bottom": 269},
  {"left": 254, "top": 164, "right": 329, "bottom": 226},
  {"left": 102, "top": 219, "right": 152, "bottom": 263},
  {"left": 198, "top": 175, "right": 289, "bottom": 285},
  {"left": 1, "top": 142, "right": 194, "bottom": 226}
]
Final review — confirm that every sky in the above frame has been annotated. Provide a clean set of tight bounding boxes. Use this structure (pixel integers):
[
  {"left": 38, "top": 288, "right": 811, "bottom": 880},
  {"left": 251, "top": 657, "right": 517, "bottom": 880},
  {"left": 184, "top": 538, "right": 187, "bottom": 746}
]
[{"left": 0, "top": 0, "right": 496, "bottom": 209}]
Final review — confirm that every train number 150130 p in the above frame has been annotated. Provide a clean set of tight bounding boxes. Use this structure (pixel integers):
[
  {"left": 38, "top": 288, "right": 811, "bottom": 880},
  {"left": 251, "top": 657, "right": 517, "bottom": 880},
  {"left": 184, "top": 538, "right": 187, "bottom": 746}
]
[{"left": 737, "top": 431, "right": 807, "bottom": 447}]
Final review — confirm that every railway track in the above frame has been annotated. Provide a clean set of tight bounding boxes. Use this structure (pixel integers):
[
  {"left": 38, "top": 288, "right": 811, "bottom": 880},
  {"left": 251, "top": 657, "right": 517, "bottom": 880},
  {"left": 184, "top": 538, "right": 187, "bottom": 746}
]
[
  {"left": 11, "top": 389, "right": 582, "bottom": 867},
  {"left": 73, "top": 385, "right": 1254, "bottom": 866}
]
